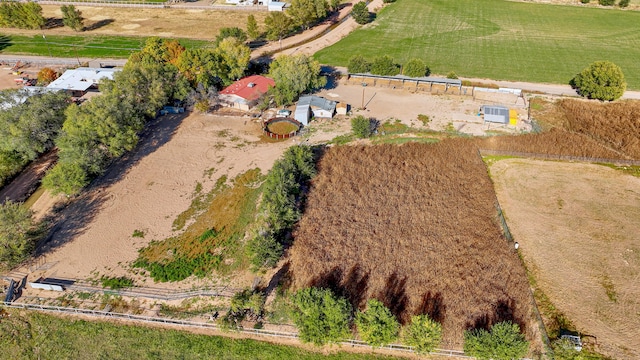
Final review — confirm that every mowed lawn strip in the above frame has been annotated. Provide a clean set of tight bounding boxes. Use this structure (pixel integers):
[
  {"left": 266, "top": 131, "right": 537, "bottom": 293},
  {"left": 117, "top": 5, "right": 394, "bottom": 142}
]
[
  {"left": 315, "top": 0, "right": 640, "bottom": 89},
  {"left": 0, "top": 310, "right": 395, "bottom": 359},
  {"left": 0, "top": 34, "right": 211, "bottom": 58}
]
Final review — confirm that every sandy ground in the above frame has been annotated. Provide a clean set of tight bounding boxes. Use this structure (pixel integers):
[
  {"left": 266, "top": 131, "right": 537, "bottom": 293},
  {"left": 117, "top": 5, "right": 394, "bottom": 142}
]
[
  {"left": 19, "top": 112, "right": 294, "bottom": 291},
  {"left": 490, "top": 158, "right": 640, "bottom": 360},
  {"left": 312, "top": 79, "right": 530, "bottom": 137}
]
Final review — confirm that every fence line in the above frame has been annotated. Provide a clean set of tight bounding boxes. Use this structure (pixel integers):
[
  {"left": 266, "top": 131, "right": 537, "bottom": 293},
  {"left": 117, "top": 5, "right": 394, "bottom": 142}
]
[
  {"left": 478, "top": 149, "right": 640, "bottom": 166},
  {"left": 36, "top": 0, "right": 268, "bottom": 10},
  {"left": 1, "top": 302, "right": 472, "bottom": 358},
  {"left": 31, "top": 278, "right": 241, "bottom": 300}
]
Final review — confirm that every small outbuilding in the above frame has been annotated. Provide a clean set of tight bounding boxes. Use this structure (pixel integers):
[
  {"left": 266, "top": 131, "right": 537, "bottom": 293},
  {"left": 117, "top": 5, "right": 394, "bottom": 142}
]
[
  {"left": 336, "top": 102, "right": 349, "bottom": 115},
  {"left": 295, "top": 95, "right": 337, "bottom": 126},
  {"left": 267, "top": 1, "right": 286, "bottom": 11},
  {"left": 481, "top": 105, "right": 510, "bottom": 124},
  {"left": 219, "top": 75, "right": 275, "bottom": 111}
]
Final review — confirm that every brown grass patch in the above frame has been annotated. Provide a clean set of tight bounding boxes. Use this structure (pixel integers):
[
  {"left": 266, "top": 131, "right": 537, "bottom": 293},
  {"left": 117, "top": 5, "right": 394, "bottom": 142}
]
[
  {"left": 289, "top": 141, "right": 541, "bottom": 352},
  {"left": 267, "top": 121, "right": 299, "bottom": 135},
  {"left": 490, "top": 159, "right": 640, "bottom": 359},
  {"left": 32, "top": 6, "right": 268, "bottom": 40}
]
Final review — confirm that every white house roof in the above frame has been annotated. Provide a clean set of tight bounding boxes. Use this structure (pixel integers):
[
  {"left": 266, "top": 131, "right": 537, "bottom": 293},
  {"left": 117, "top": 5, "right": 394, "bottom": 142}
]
[{"left": 47, "top": 67, "right": 120, "bottom": 92}]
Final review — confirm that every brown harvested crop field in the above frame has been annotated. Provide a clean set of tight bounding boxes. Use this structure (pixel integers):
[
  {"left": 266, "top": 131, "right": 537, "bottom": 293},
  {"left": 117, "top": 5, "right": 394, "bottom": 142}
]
[
  {"left": 3, "top": 5, "right": 267, "bottom": 40},
  {"left": 491, "top": 159, "right": 640, "bottom": 360},
  {"left": 289, "top": 140, "right": 544, "bottom": 352}
]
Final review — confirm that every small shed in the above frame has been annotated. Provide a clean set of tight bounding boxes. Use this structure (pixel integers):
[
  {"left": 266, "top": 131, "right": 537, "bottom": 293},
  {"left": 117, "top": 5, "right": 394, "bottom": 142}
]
[
  {"left": 336, "top": 102, "right": 349, "bottom": 115},
  {"left": 294, "top": 103, "right": 311, "bottom": 126},
  {"left": 481, "top": 105, "right": 510, "bottom": 124}
]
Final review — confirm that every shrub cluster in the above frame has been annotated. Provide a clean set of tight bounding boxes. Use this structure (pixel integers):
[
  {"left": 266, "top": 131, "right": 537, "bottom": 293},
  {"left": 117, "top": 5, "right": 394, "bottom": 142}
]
[
  {"left": 347, "top": 55, "right": 430, "bottom": 77},
  {"left": 133, "top": 252, "right": 222, "bottom": 282},
  {"left": 463, "top": 321, "right": 529, "bottom": 360},
  {"left": 291, "top": 288, "right": 443, "bottom": 351},
  {"left": 351, "top": 115, "right": 375, "bottom": 138},
  {"left": 248, "top": 146, "right": 316, "bottom": 269},
  {"left": 100, "top": 276, "right": 134, "bottom": 290},
  {"left": 219, "top": 288, "right": 265, "bottom": 330}
]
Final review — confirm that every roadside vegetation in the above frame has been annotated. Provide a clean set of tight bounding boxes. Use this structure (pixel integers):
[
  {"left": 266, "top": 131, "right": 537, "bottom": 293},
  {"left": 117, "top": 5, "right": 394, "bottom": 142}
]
[{"left": 315, "top": 0, "right": 640, "bottom": 89}]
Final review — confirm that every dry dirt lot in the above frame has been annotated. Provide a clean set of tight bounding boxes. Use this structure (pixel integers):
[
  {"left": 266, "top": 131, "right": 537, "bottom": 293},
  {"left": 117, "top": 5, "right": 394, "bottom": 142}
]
[
  {"left": 490, "top": 158, "right": 640, "bottom": 360},
  {"left": 1, "top": 5, "right": 266, "bottom": 40},
  {"left": 20, "top": 112, "right": 294, "bottom": 293}
]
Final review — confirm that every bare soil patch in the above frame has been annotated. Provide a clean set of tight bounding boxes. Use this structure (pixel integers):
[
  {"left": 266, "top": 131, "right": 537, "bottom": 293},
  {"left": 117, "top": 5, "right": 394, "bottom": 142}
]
[
  {"left": 490, "top": 159, "right": 640, "bottom": 360},
  {"left": 21, "top": 112, "right": 293, "bottom": 292},
  {"left": 289, "top": 141, "right": 543, "bottom": 353}
]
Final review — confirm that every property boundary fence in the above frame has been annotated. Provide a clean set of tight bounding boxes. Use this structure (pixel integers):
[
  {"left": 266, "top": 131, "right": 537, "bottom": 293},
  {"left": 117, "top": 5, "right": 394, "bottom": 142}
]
[
  {"left": 479, "top": 149, "right": 640, "bottom": 166},
  {"left": 1, "top": 302, "right": 472, "bottom": 358},
  {"left": 31, "top": 278, "right": 240, "bottom": 300},
  {"left": 36, "top": 0, "right": 268, "bottom": 10}
]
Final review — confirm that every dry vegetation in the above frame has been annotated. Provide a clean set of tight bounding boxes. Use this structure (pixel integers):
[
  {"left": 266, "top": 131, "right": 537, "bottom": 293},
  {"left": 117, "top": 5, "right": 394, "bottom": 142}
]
[
  {"left": 289, "top": 141, "right": 542, "bottom": 352},
  {"left": 549, "top": 99, "right": 640, "bottom": 159}
]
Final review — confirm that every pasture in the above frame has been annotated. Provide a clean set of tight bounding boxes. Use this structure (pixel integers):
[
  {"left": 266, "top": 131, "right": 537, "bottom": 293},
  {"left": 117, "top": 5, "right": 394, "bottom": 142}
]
[
  {"left": 490, "top": 159, "right": 640, "bottom": 360},
  {"left": 314, "top": 0, "right": 640, "bottom": 89},
  {"left": 289, "top": 141, "right": 543, "bottom": 352}
]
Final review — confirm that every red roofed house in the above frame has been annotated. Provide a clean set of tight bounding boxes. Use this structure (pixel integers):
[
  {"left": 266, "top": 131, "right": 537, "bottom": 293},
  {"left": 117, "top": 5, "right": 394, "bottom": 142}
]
[{"left": 219, "top": 75, "right": 275, "bottom": 111}]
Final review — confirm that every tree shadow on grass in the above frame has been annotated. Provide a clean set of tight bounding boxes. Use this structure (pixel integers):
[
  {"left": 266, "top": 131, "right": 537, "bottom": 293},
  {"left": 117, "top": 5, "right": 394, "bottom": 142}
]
[
  {"left": 415, "top": 291, "right": 446, "bottom": 324},
  {"left": 37, "top": 113, "right": 186, "bottom": 256},
  {"left": 0, "top": 35, "right": 12, "bottom": 52},
  {"left": 377, "top": 272, "right": 409, "bottom": 324},
  {"left": 44, "top": 18, "right": 64, "bottom": 30},
  {"left": 466, "top": 298, "right": 525, "bottom": 333},
  {"left": 309, "top": 264, "right": 370, "bottom": 310},
  {"left": 84, "top": 19, "right": 115, "bottom": 32}
]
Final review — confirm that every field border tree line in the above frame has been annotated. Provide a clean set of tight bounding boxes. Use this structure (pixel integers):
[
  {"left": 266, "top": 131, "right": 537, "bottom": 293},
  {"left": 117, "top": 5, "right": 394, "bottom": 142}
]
[{"left": 1, "top": 302, "right": 472, "bottom": 358}]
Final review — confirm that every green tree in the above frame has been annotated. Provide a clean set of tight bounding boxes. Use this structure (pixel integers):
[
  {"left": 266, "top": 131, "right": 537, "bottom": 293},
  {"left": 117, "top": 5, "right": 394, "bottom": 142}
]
[
  {"left": 463, "top": 321, "right": 529, "bottom": 360},
  {"left": 176, "top": 49, "right": 224, "bottom": 89},
  {"left": 328, "top": 0, "right": 340, "bottom": 12},
  {"left": 598, "top": 0, "right": 614, "bottom": 5},
  {"left": 403, "top": 58, "right": 429, "bottom": 78},
  {"left": 215, "top": 27, "right": 248, "bottom": 45},
  {"left": 351, "top": 1, "right": 370, "bottom": 25},
  {"left": 0, "top": 2, "right": 45, "bottom": 29},
  {"left": 265, "top": 11, "right": 293, "bottom": 42},
  {"left": 268, "top": 54, "right": 326, "bottom": 106},
  {"left": 351, "top": 115, "right": 373, "bottom": 138},
  {"left": 288, "top": 0, "right": 327, "bottom": 29},
  {"left": 291, "top": 287, "right": 352, "bottom": 345},
  {"left": 61, "top": 5, "right": 83, "bottom": 31},
  {"left": 403, "top": 314, "right": 443, "bottom": 354},
  {"left": 355, "top": 299, "right": 400, "bottom": 347},
  {"left": 0, "top": 89, "right": 70, "bottom": 161},
  {"left": 247, "top": 14, "right": 260, "bottom": 40},
  {"left": 347, "top": 55, "right": 371, "bottom": 74},
  {"left": 571, "top": 61, "right": 626, "bottom": 101},
  {"left": 370, "top": 55, "right": 399, "bottom": 76},
  {"left": 215, "top": 37, "right": 251, "bottom": 85},
  {"left": 0, "top": 201, "right": 37, "bottom": 269},
  {"left": 618, "top": 0, "right": 630, "bottom": 7}
]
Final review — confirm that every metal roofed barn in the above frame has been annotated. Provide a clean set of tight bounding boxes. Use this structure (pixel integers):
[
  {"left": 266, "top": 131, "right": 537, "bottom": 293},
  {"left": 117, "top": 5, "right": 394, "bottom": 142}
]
[
  {"left": 47, "top": 67, "right": 120, "bottom": 96},
  {"left": 295, "top": 95, "right": 337, "bottom": 126}
]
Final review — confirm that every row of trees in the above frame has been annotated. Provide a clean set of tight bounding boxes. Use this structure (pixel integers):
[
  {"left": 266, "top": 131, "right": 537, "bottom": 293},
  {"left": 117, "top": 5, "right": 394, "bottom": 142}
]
[
  {"left": 291, "top": 287, "right": 529, "bottom": 359},
  {"left": 0, "top": 89, "right": 70, "bottom": 188},
  {"left": 247, "top": 145, "right": 316, "bottom": 269},
  {"left": 580, "top": 0, "right": 630, "bottom": 7},
  {"left": 348, "top": 55, "right": 431, "bottom": 78},
  {"left": 0, "top": 2, "right": 83, "bottom": 31},
  {"left": 261, "top": 0, "right": 339, "bottom": 42},
  {"left": 42, "top": 36, "right": 251, "bottom": 195}
]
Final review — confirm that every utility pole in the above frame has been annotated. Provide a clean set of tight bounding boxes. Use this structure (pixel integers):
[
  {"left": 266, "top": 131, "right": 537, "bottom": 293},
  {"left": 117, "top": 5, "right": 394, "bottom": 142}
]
[{"left": 360, "top": 82, "right": 367, "bottom": 110}]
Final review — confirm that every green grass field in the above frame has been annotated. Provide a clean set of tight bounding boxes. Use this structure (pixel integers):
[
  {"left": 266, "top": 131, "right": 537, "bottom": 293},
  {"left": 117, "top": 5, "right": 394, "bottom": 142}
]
[
  {"left": 0, "top": 34, "right": 210, "bottom": 58},
  {"left": 0, "top": 309, "right": 394, "bottom": 359},
  {"left": 315, "top": 0, "right": 640, "bottom": 89}
]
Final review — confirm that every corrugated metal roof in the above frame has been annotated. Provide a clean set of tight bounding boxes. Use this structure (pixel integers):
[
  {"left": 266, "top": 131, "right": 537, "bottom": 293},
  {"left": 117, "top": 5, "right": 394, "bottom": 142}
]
[
  {"left": 47, "top": 67, "right": 120, "bottom": 91},
  {"left": 298, "top": 95, "right": 336, "bottom": 112}
]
